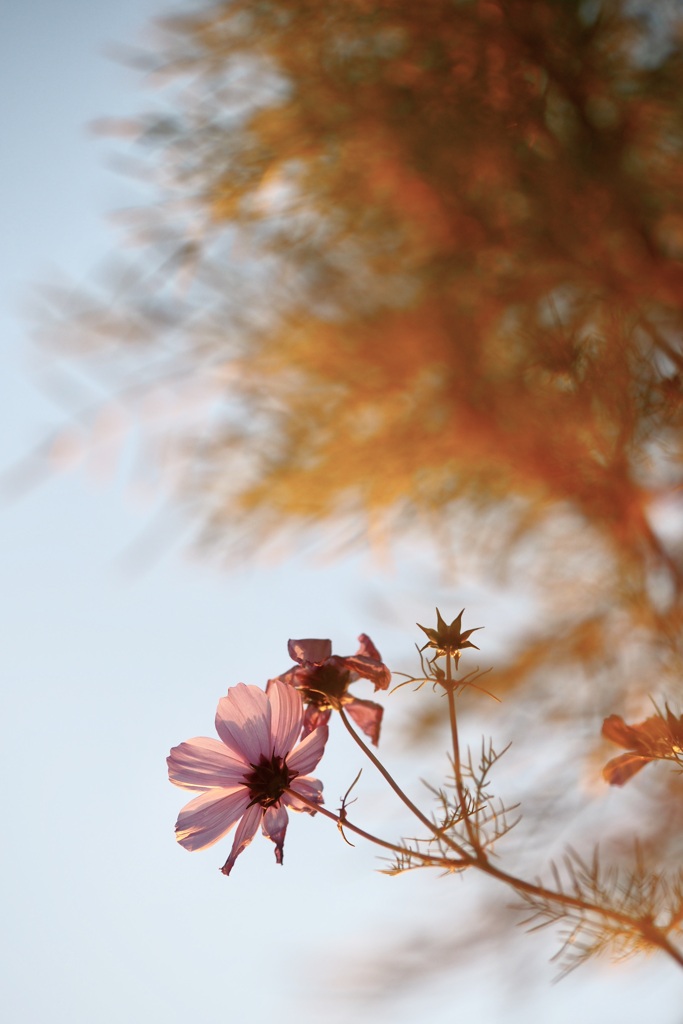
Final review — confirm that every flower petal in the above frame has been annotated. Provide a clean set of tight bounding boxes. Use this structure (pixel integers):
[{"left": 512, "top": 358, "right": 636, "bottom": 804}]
[
  {"left": 167, "top": 737, "right": 249, "bottom": 791},
  {"left": 261, "top": 804, "right": 289, "bottom": 865},
  {"left": 346, "top": 697, "right": 384, "bottom": 746},
  {"left": 288, "top": 638, "right": 332, "bottom": 666},
  {"left": 285, "top": 776, "right": 324, "bottom": 814},
  {"left": 267, "top": 667, "right": 297, "bottom": 690},
  {"left": 302, "top": 705, "right": 331, "bottom": 738},
  {"left": 602, "top": 715, "right": 643, "bottom": 751},
  {"left": 175, "top": 787, "right": 250, "bottom": 851},
  {"left": 602, "top": 753, "right": 652, "bottom": 786},
  {"left": 215, "top": 684, "right": 271, "bottom": 764},
  {"left": 342, "top": 653, "right": 391, "bottom": 691},
  {"left": 268, "top": 678, "right": 304, "bottom": 758},
  {"left": 287, "top": 723, "right": 328, "bottom": 776},
  {"left": 220, "top": 802, "right": 263, "bottom": 875},
  {"left": 355, "top": 633, "right": 382, "bottom": 661}
]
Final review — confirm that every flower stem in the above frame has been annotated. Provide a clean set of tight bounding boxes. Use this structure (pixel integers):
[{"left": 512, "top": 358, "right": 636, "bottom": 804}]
[
  {"left": 479, "top": 860, "right": 683, "bottom": 969},
  {"left": 294, "top": 788, "right": 683, "bottom": 967},
  {"left": 288, "top": 788, "right": 467, "bottom": 869},
  {"left": 345, "top": 675, "right": 683, "bottom": 972},
  {"left": 337, "top": 705, "right": 469, "bottom": 859},
  {"left": 300, "top": 782, "right": 683, "bottom": 968},
  {"left": 445, "top": 653, "right": 483, "bottom": 859}
]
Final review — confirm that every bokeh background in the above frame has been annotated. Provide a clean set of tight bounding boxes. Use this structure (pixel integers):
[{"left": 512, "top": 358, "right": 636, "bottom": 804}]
[{"left": 2, "top": 1, "right": 682, "bottom": 1021}]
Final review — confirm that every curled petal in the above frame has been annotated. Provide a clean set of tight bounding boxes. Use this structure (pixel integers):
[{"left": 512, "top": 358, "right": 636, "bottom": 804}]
[
  {"left": 602, "top": 715, "right": 644, "bottom": 751},
  {"left": 602, "top": 753, "right": 652, "bottom": 787},
  {"left": 665, "top": 704, "right": 683, "bottom": 743},
  {"left": 288, "top": 638, "right": 332, "bottom": 666},
  {"left": 267, "top": 666, "right": 297, "bottom": 690},
  {"left": 220, "top": 802, "right": 263, "bottom": 875},
  {"left": 215, "top": 684, "right": 271, "bottom": 764},
  {"left": 603, "top": 710, "right": 683, "bottom": 763},
  {"left": 342, "top": 653, "right": 391, "bottom": 691},
  {"left": 287, "top": 723, "right": 328, "bottom": 776},
  {"left": 286, "top": 776, "right": 324, "bottom": 814},
  {"left": 628, "top": 714, "right": 679, "bottom": 750},
  {"left": 277, "top": 664, "right": 316, "bottom": 690},
  {"left": 345, "top": 697, "right": 384, "bottom": 746},
  {"left": 262, "top": 804, "right": 289, "bottom": 865},
  {"left": 167, "top": 737, "right": 248, "bottom": 791},
  {"left": 355, "top": 633, "right": 382, "bottom": 661},
  {"left": 302, "top": 705, "right": 332, "bottom": 739},
  {"left": 175, "top": 787, "right": 251, "bottom": 851},
  {"left": 268, "top": 678, "right": 304, "bottom": 758}
]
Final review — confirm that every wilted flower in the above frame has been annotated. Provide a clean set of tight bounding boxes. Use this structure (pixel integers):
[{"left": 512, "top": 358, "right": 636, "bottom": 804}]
[
  {"left": 602, "top": 706, "right": 683, "bottom": 786},
  {"left": 272, "top": 634, "right": 390, "bottom": 746},
  {"left": 167, "top": 679, "right": 327, "bottom": 874},
  {"left": 417, "top": 608, "right": 483, "bottom": 663}
]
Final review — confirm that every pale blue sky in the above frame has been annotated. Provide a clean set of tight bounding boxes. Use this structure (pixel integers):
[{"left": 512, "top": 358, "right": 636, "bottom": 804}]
[{"left": 1, "top": 2, "right": 680, "bottom": 1022}]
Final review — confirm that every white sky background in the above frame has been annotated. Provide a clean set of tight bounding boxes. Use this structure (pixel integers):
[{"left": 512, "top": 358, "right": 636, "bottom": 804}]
[{"left": 1, "top": 1, "right": 681, "bottom": 1021}]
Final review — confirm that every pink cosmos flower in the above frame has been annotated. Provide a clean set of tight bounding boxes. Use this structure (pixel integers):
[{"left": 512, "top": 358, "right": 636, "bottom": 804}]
[
  {"left": 167, "top": 679, "right": 327, "bottom": 875},
  {"left": 271, "top": 633, "right": 391, "bottom": 746}
]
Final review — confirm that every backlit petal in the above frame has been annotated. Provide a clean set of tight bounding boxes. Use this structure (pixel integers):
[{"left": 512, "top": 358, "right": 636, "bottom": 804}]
[
  {"left": 302, "top": 705, "right": 331, "bottom": 738},
  {"left": 342, "top": 654, "right": 391, "bottom": 691},
  {"left": 346, "top": 697, "right": 384, "bottom": 746},
  {"left": 285, "top": 776, "right": 323, "bottom": 814},
  {"left": 287, "top": 723, "right": 328, "bottom": 776},
  {"left": 288, "top": 638, "right": 332, "bottom": 666},
  {"left": 268, "top": 678, "right": 304, "bottom": 758},
  {"left": 167, "top": 737, "right": 249, "bottom": 791},
  {"left": 602, "top": 715, "right": 643, "bottom": 751},
  {"left": 220, "top": 802, "right": 263, "bottom": 875},
  {"left": 355, "top": 633, "right": 382, "bottom": 661},
  {"left": 266, "top": 667, "right": 297, "bottom": 691},
  {"left": 175, "top": 787, "right": 250, "bottom": 851},
  {"left": 215, "top": 683, "right": 271, "bottom": 764},
  {"left": 261, "top": 804, "right": 289, "bottom": 864},
  {"left": 602, "top": 754, "right": 652, "bottom": 786}
]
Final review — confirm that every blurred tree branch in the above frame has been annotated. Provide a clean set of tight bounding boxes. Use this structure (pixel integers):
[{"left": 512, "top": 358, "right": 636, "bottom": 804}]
[{"left": 33, "top": 0, "right": 683, "bottom": 994}]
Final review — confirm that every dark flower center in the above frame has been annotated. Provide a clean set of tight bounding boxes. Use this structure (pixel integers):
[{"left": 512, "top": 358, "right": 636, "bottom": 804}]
[
  {"left": 300, "top": 663, "right": 351, "bottom": 708},
  {"left": 246, "top": 753, "right": 298, "bottom": 808}
]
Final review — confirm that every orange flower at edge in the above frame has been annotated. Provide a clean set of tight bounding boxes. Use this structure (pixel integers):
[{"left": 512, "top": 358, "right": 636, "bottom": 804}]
[{"left": 601, "top": 706, "right": 683, "bottom": 786}]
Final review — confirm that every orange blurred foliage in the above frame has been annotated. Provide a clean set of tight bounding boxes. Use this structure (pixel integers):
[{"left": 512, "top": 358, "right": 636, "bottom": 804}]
[{"left": 41, "top": 0, "right": 683, "bottom": 888}]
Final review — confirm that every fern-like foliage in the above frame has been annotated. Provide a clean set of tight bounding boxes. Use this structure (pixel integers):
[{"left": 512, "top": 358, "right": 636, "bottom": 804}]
[
  {"left": 379, "top": 735, "right": 519, "bottom": 874},
  {"left": 515, "top": 845, "right": 683, "bottom": 977},
  {"left": 422, "top": 739, "right": 520, "bottom": 859}
]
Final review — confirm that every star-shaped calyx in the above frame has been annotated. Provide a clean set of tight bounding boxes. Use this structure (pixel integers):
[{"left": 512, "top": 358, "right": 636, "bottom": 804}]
[{"left": 417, "top": 608, "right": 483, "bottom": 664}]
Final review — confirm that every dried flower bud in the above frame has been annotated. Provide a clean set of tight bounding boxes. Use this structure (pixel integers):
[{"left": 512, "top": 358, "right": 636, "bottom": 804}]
[{"left": 417, "top": 608, "right": 483, "bottom": 662}]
